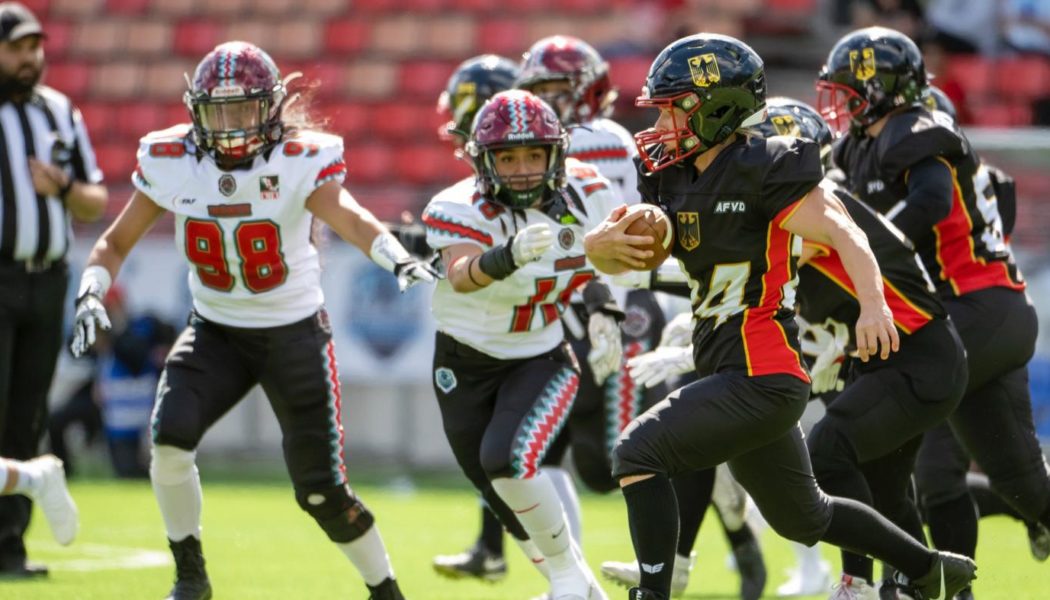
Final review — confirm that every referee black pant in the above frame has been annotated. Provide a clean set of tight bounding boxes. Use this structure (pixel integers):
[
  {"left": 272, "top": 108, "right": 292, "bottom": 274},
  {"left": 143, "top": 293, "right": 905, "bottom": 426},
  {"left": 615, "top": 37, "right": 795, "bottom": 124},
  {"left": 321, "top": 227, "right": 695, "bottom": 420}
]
[{"left": 0, "top": 262, "right": 68, "bottom": 564}]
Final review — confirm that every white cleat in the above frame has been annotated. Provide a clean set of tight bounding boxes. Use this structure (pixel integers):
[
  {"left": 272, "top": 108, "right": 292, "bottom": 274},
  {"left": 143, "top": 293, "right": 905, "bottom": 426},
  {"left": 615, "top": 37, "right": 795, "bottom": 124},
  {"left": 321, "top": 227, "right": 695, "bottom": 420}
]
[
  {"left": 777, "top": 560, "right": 832, "bottom": 596},
  {"left": 829, "top": 574, "right": 878, "bottom": 600},
  {"left": 600, "top": 552, "right": 694, "bottom": 597},
  {"left": 27, "top": 455, "right": 78, "bottom": 546}
]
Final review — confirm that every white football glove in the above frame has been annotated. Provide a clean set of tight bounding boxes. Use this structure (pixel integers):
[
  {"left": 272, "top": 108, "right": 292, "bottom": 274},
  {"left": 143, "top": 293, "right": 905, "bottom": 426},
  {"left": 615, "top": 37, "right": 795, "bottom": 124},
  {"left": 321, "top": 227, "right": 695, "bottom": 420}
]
[
  {"left": 798, "top": 316, "right": 848, "bottom": 395},
  {"left": 659, "top": 312, "right": 694, "bottom": 348},
  {"left": 511, "top": 223, "right": 554, "bottom": 267},
  {"left": 70, "top": 293, "right": 111, "bottom": 358},
  {"left": 626, "top": 345, "right": 694, "bottom": 388},
  {"left": 394, "top": 258, "right": 441, "bottom": 293},
  {"left": 587, "top": 312, "right": 623, "bottom": 385},
  {"left": 609, "top": 270, "right": 651, "bottom": 289}
]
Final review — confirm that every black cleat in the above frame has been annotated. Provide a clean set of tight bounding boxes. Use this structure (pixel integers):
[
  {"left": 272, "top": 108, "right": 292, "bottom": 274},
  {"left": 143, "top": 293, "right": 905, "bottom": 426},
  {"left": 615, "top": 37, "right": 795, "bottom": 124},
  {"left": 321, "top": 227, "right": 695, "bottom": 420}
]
[
  {"left": 627, "top": 587, "right": 668, "bottom": 600},
  {"left": 165, "top": 537, "right": 212, "bottom": 600},
  {"left": 731, "top": 539, "right": 767, "bottom": 600},
  {"left": 367, "top": 576, "right": 406, "bottom": 600},
  {"left": 954, "top": 587, "right": 974, "bottom": 600},
  {"left": 896, "top": 552, "right": 976, "bottom": 600},
  {"left": 431, "top": 542, "right": 507, "bottom": 582},
  {"left": 0, "top": 557, "right": 48, "bottom": 579}
]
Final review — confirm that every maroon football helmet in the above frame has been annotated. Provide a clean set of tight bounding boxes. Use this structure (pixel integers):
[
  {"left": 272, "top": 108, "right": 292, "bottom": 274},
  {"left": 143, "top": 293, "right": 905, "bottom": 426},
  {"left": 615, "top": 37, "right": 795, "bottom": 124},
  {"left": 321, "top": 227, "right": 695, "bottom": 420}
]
[
  {"left": 184, "top": 41, "right": 290, "bottom": 164},
  {"left": 516, "top": 35, "right": 616, "bottom": 125},
  {"left": 466, "top": 90, "right": 568, "bottom": 209}
]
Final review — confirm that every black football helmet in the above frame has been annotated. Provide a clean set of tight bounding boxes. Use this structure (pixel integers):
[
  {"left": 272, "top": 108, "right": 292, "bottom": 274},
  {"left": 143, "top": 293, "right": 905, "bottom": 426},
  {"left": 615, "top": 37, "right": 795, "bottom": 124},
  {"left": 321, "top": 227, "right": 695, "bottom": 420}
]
[
  {"left": 816, "top": 27, "right": 926, "bottom": 137},
  {"left": 923, "top": 85, "right": 957, "bottom": 120},
  {"left": 752, "top": 97, "right": 833, "bottom": 162},
  {"left": 436, "top": 55, "right": 521, "bottom": 145},
  {"left": 634, "top": 33, "right": 767, "bottom": 172}
]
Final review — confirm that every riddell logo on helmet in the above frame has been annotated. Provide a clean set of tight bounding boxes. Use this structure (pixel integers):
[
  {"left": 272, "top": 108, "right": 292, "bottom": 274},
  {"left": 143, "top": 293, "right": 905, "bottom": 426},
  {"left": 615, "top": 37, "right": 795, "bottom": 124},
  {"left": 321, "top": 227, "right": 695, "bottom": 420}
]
[
  {"left": 506, "top": 131, "right": 536, "bottom": 141},
  {"left": 211, "top": 85, "right": 245, "bottom": 98}
]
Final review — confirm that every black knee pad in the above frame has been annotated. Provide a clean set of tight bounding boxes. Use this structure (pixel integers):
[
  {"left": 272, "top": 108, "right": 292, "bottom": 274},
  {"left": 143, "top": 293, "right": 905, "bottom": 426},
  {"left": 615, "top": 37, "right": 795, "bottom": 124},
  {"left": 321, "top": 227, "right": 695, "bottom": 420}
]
[
  {"left": 295, "top": 484, "right": 375, "bottom": 543},
  {"left": 479, "top": 444, "right": 514, "bottom": 480},
  {"left": 610, "top": 428, "right": 662, "bottom": 480},
  {"left": 807, "top": 418, "right": 858, "bottom": 483},
  {"left": 573, "top": 445, "right": 617, "bottom": 493}
]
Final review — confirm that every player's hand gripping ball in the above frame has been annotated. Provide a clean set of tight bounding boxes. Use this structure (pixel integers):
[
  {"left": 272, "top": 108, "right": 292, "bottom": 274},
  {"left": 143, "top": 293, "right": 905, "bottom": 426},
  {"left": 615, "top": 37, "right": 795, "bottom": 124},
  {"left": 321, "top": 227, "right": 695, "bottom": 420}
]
[{"left": 622, "top": 204, "right": 672, "bottom": 270}]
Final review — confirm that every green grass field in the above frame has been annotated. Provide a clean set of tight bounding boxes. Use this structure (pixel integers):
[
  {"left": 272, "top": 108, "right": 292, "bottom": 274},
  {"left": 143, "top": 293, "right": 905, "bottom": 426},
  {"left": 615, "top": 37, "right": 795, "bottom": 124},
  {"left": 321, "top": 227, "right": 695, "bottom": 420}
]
[{"left": 2, "top": 472, "right": 1047, "bottom": 599}]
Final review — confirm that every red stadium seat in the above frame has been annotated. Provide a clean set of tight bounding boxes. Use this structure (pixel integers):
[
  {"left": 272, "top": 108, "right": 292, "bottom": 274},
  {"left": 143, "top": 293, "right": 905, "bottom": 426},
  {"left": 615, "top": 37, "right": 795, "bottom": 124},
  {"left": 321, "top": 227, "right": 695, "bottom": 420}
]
[
  {"left": 116, "top": 103, "right": 168, "bottom": 139},
  {"left": 20, "top": 0, "right": 50, "bottom": 15},
  {"left": 995, "top": 57, "right": 1050, "bottom": 101},
  {"left": 372, "top": 102, "right": 428, "bottom": 141},
  {"left": 945, "top": 56, "right": 995, "bottom": 98},
  {"left": 608, "top": 56, "right": 653, "bottom": 98},
  {"left": 173, "top": 20, "right": 224, "bottom": 57},
  {"left": 398, "top": 61, "right": 456, "bottom": 98},
  {"left": 106, "top": 0, "right": 150, "bottom": 14},
  {"left": 94, "top": 143, "right": 138, "bottom": 181},
  {"left": 43, "top": 62, "right": 91, "bottom": 98},
  {"left": 476, "top": 20, "right": 528, "bottom": 57},
  {"left": 323, "top": 19, "right": 370, "bottom": 56},
  {"left": 323, "top": 102, "right": 372, "bottom": 139},
  {"left": 78, "top": 103, "right": 113, "bottom": 144},
  {"left": 345, "top": 143, "right": 393, "bottom": 184},
  {"left": 398, "top": 143, "right": 450, "bottom": 185},
  {"left": 43, "top": 21, "right": 73, "bottom": 58}
]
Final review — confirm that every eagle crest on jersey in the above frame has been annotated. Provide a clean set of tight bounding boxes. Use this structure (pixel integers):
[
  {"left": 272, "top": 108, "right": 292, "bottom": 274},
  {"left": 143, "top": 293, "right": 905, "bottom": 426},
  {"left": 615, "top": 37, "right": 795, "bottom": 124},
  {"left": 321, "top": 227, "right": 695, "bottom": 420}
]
[
  {"left": 185, "top": 41, "right": 293, "bottom": 165},
  {"left": 132, "top": 125, "right": 347, "bottom": 328}
]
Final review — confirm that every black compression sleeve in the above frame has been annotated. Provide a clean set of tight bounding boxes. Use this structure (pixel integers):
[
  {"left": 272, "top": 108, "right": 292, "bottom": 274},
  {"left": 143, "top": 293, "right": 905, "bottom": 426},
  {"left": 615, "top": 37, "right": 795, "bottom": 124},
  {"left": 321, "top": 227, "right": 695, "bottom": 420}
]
[{"left": 891, "top": 157, "right": 955, "bottom": 243}]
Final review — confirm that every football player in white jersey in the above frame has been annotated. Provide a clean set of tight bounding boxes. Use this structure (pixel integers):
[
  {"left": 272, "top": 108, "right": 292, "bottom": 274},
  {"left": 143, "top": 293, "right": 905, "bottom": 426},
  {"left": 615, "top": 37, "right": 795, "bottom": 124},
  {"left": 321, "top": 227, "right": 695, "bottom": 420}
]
[
  {"left": 67, "top": 42, "right": 436, "bottom": 600},
  {"left": 424, "top": 90, "right": 629, "bottom": 600}
]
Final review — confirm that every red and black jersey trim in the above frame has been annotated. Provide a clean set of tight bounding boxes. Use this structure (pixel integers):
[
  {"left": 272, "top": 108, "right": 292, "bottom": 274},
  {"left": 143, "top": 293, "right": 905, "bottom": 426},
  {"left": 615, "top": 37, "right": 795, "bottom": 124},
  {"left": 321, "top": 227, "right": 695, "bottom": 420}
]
[
  {"left": 422, "top": 213, "right": 494, "bottom": 246},
  {"left": 804, "top": 241, "right": 934, "bottom": 335},
  {"left": 741, "top": 200, "right": 809, "bottom": 382},
  {"left": 931, "top": 158, "right": 1025, "bottom": 296}
]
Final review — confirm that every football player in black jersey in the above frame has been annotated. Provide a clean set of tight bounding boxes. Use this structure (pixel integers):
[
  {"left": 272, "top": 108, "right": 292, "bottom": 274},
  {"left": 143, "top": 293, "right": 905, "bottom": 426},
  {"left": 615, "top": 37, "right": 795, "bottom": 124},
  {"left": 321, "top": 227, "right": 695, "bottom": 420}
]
[
  {"left": 819, "top": 28, "right": 1050, "bottom": 590},
  {"left": 582, "top": 33, "right": 977, "bottom": 600}
]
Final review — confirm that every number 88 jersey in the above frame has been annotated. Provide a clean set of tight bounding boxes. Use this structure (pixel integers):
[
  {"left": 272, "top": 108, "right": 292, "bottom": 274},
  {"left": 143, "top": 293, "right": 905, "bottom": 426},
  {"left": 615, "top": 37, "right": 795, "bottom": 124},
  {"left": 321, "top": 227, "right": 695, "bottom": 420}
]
[{"left": 132, "top": 125, "right": 347, "bottom": 328}]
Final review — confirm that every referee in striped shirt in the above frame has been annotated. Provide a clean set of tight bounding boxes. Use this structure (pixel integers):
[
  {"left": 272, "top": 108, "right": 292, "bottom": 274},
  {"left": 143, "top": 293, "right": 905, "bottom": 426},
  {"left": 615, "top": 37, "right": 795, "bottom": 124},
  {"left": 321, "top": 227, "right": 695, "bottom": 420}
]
[{"left": 0, "top": 2, "right": 107, "bottom": 577}]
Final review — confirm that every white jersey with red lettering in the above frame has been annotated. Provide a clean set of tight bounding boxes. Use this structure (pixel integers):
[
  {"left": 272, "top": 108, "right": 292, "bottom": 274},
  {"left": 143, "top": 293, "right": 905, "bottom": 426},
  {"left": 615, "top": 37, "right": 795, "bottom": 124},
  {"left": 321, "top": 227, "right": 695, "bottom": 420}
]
[
  {"left": 131, "top": 125, "right": 347, "bottom": 328},
  {"left": 423, "top": 159, "right": 619, "bottom": 359},
  {"left": 567, "top": 117, "right": 639, "bottom": 205}
]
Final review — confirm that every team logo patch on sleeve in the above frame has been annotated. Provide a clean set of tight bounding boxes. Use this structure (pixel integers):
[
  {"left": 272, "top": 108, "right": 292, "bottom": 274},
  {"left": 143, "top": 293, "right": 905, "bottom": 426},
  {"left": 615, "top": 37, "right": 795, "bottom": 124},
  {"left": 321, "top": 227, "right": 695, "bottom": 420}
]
[
  {"left": 677, "top": 211, "right": 700, "bottom": 251},
  {"left": 435, "top": 367, "right": 457, "bottom": 394},
  {"left": 688, "top": 53, "right": 720, "bottom": 88},
  {"left": 259, "top": 175, "right": 280, "bottom": 200},
  {"left": 218, "top": 174, "right": 237, "bottom": 197}
]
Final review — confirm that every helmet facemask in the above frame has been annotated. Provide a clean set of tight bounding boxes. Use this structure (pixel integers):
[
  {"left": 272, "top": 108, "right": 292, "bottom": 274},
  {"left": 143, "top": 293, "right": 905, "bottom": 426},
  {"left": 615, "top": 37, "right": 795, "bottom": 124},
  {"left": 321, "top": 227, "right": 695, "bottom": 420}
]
[
  {"left": 471, "top": 141, "right": 566, "bottom": 210},
  {"left": 815, "top": 78, "right": 871, "bottom": 137}
]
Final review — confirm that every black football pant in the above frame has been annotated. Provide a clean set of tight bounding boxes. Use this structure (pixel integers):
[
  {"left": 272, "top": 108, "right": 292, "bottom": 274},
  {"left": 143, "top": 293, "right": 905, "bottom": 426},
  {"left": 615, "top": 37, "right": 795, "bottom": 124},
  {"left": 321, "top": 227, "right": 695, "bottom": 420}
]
[
  {"left": 152, "top": 310, "right": 353, "bottom": 497},
  {"left": 808, "top": 318, "right": 967, "bottom": 580},
  {"left": 916, "top": 287, "right": 1050, "bottom": 541},
  {"left": 0, "top": 263, "right": 67, "bottom": 566},
  {"left": 432, "top": 331, "right": 579, "bottom": 541}
]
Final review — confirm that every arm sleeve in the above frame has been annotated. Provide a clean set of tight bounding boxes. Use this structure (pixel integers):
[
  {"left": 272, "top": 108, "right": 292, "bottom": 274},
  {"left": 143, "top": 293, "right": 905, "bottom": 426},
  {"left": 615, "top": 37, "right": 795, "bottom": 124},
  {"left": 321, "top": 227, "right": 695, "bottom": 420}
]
[{"left": 889, "top": 157, "right": 954, "bottom": 243}]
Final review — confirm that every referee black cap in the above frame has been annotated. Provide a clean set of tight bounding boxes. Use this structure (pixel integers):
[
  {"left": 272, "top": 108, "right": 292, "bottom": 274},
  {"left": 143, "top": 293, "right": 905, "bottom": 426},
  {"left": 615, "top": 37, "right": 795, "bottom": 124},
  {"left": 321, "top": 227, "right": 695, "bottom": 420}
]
[{"left": 0, "top": 2, "right": 43, "bottom": 43}]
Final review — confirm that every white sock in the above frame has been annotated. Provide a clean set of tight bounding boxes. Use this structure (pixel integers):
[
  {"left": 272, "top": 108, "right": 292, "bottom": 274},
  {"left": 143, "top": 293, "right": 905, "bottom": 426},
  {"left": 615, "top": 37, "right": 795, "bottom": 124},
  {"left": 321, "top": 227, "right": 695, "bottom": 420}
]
[
  {"left": 1, "top": 459, "right": 40, "bottom": 496},
  {"left": 337, "top": 525, "right": 394, "bottom": 587},
  {"left": 512, "top": 536, "right": 550, "bottom": 579},
  {"left": 544, "top": 467, "right": 581, "bottom": 544},
  {"left": 791, "top": 540, "right": 825, "bottom": 574},
  {"left": 491, "top": 474, "right": 575, "bottom": 571},
  {"left": 150, "top": 445, "right": 203, "bottom": 541}
]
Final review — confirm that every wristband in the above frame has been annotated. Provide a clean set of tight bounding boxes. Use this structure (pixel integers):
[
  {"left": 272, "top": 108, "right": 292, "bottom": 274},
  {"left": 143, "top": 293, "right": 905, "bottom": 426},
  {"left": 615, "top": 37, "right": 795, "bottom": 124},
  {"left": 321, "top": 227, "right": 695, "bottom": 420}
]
[
  {"left": 582, "top": 280, "right": 625, "bottom": 322},
  {"left": 77, "top": 265, "right": 112, "bottom": 302},
  {"left": 476, "top": 239, "right": 517, "bottom": 281}
]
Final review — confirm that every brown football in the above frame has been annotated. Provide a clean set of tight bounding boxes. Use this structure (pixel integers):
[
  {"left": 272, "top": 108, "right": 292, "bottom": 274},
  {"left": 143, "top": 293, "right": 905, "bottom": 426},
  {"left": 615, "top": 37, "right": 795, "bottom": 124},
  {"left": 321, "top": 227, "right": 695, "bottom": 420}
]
[{"left": 622, "top": 203, "right": 673, "bottom": 271}]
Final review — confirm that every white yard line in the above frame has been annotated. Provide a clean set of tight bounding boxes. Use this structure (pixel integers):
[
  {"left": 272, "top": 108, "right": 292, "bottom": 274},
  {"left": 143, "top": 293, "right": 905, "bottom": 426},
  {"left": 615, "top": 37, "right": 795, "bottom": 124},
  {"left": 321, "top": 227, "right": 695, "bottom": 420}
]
[{"left": 27, "top": 541, "right": 171, "bottom": 571}]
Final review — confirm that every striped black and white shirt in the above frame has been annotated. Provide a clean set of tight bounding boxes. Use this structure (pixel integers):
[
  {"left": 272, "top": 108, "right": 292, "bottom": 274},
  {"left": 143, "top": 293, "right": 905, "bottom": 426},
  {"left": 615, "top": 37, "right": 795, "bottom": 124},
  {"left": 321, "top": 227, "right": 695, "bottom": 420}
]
[{"left": 0, "top": 84, "right": 103, "bottom": 263}]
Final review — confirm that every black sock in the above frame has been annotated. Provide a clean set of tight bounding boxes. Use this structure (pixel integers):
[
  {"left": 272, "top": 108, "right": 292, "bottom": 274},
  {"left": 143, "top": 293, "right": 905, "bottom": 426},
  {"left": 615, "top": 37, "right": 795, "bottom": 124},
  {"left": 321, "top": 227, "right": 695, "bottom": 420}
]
[
  {"left": 814, "top": 452, "right": 876, "bottom": 580},
  {"left": 672, "top": 469, "right": 715, "bottom": 557},
  {"left": 822, "top": 496, "right": 934, "bottom": 581},
  {"left": 926, "top": 494, "right": 978, "bottom": 559},
  {"left": 479, "top": 505, "right": 504, "bottom": 556},
  {"left": 724, "top": 520, "right": 755, "bottom": 548},
  {"left": 623, "top": 474, "right": 679, "bottom": 595}
]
